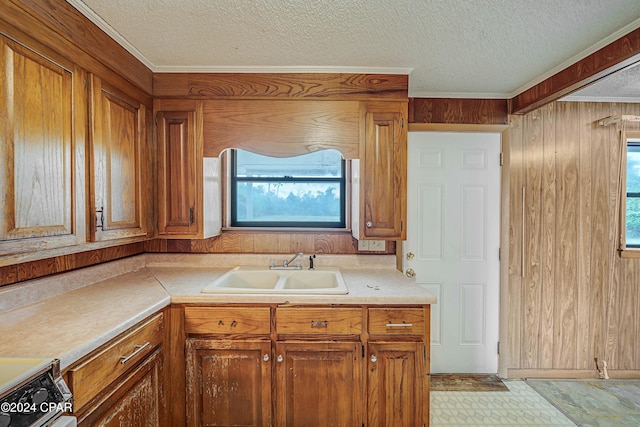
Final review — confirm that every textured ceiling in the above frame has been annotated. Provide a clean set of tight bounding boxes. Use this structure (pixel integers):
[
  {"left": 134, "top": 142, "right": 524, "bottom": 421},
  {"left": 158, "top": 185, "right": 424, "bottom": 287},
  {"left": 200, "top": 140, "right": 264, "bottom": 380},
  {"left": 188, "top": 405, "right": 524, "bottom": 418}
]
[{"left": 70, "top": 0, "right": 640, "bottom": 98}]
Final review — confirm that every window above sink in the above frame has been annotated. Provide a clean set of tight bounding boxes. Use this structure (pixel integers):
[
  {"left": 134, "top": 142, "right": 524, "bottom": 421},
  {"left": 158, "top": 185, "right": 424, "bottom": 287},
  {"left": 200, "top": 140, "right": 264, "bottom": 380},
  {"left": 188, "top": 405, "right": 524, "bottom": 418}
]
[{"left": 229, "top": 149, "right": 347, "bottom": 229}]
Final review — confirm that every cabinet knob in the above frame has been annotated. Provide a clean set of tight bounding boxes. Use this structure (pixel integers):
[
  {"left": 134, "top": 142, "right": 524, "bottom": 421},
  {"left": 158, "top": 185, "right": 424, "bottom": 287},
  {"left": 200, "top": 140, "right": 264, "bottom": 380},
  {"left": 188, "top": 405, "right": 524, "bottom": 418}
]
[
  {"left": 277, "top": 355, "right": 283, "bottom": 363},
  {"left": 263, "top": 354, "right": 269, "bottom": 362},
  {"left": 405, "top": 268, "right": 416, "bottom": 278},
  {"left": 370, "top": 355, "right": 377, "bottom": 363},
  {"left": 366, "top": 221, "right": 373, "bottom": 228}
]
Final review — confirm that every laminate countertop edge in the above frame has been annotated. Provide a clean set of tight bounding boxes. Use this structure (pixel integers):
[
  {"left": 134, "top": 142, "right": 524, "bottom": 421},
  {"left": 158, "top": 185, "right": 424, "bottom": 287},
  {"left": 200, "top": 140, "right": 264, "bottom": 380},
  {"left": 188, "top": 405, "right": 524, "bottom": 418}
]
[{"left": 0, "top": 255, "right": 435, "bottom": 370}]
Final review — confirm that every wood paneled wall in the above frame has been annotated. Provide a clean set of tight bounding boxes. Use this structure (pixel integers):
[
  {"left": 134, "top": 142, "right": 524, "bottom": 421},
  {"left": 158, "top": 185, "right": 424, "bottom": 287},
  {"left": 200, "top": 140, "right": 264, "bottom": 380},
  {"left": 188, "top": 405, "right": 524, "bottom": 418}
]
[
  {"left": 0, "top": 243, "right": 145, "bottom": 287},
  {"left": 144, "top": 232, "right": 394, "bottom": 255},
  {"left": 508, "top": 101, "right": 640, "bottom": 374},
  {"left": 409, "top": 98, "right": 508, "bottom": 124}
]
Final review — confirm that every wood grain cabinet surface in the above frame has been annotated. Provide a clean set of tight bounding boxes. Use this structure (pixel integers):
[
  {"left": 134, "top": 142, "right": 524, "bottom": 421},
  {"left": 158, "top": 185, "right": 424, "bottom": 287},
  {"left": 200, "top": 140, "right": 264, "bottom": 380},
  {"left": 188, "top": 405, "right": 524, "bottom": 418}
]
[
  {"left": 181, "top": 304, "right": 430, "bottom": 427},
  {"left": 354, "top": 101, "right": 408, "bottom": 240},
  {"left": 155, "top": 99, "right": 221, "bottom": 239},
  {"left": 0, "top": 35, "right": 87, "bottom": 256},
  {"left": 67, "top": 312, "right": 167, "bottom": 427},
  {"left": 89, "top": 74, "right": 151, "bottom": 242}
]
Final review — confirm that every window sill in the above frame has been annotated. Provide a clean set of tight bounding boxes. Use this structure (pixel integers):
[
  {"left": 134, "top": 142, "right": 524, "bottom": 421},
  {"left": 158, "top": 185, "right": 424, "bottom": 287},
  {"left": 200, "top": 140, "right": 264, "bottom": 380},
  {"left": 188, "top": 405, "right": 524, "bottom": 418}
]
[
  {"left": 619, "top": 249, "right": 640, "bottom": 258},
  {"left": 222, "top": 227, "right": 352, "bottom": 233}
]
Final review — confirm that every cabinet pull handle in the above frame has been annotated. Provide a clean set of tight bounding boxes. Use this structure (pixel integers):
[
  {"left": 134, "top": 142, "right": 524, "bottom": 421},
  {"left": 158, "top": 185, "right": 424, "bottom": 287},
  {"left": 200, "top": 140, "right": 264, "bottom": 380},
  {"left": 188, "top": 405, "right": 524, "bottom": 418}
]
[
  {"left": 386, "top": 323, "right": 413, "bottom": 327},
  {"left": 370, "top": 355, "right": 377, "bottom": 363},
  {"left": 263, "top": 354, "right": 270, "bottom": 362},
  {"left": 230, "top": 320, "right": 237, "bottom": 327},
  {"left": 189, "top": 208, "right": 194, "bottom": 226},
  {"left": 120, "top": 342, "right": 150, "bottom": 364},
  {"left": 277, "top": 355, "right": 283, "bottom": 363},
  {"left": 310, "top": 320, "right": 329, "bottom": 327}
]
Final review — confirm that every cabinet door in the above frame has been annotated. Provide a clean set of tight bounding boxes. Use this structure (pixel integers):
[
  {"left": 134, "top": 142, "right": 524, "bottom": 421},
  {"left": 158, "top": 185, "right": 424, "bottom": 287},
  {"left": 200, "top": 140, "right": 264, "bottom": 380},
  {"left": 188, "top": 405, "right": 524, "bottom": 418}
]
[
  {"left": 186, "top": 339, "right": 272, "bottom": 427},
  {"left": 275, "top": 341, "right": 363, "bottom": 427},
  {"left": 157, "top": 109, "right": 198, "bottom": 235},
  {"left": 359, "top": 101, "right": 407, "bottom": 240},
  {"left": 0, "top": 36, "right": 86, "bottom": 255},
  {"left": 90, "top": 75, "right": 149, "bottom": 241},
  {"left": 78, "top": 349, "right": 164, "bottom": 427},
  {"left": 367, "top": 342, "right": 427, "bottom": 427}
]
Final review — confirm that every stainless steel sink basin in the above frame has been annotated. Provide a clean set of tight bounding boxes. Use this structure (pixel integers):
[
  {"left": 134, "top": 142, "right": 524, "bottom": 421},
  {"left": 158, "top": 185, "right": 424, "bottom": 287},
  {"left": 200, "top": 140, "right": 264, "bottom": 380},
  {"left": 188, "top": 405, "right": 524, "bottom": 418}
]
[{"left": 202, "top": 267, "right": 348, "bottom": 294}]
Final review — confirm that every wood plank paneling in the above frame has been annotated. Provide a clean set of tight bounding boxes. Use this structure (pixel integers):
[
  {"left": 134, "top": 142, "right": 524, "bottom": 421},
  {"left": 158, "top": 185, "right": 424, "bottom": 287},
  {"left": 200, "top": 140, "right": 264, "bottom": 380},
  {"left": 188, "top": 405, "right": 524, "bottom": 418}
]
[
  {"left": 507, "top": 114, "right": 523, "bottom": 369},
  {"left": 154, "top": 73, "right": 408, "bottom": 100},
  {"left": 409, "top": 98, "right": 508, "bottom": 125},
  {"left": 553, "top": 102, "right": 579, "bottom": 369},
  {"left": 522, "top": 108, "right": 544, "bottom": 369},
  {"left": 540, "top": 102, "right": 556, "bottom": 369},
  {"left": 576, "top": 102, "right": 592, "bottom": 370},
  {"left": 509, "top": 100, "right": 640, "bottom": 375}
]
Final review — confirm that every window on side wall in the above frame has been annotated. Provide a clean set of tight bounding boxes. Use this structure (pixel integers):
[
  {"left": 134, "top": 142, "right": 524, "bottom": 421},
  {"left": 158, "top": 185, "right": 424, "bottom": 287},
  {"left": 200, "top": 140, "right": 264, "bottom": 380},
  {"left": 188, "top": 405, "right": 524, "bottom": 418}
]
[
  {"left": 229, "top": 149, "right": 346, "bottom": 229},
  {"left": 625, "top": 134, "right": 640, "bottom": 248}
]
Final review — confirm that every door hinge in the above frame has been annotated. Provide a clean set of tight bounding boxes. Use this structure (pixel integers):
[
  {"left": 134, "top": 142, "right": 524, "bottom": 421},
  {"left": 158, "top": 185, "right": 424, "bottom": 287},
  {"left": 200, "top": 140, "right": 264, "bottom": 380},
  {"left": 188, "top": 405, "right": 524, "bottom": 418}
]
[
  {"left": 499, "top": 152, "right": 504, "bottom": 166},
  {"left": 498, "top": 247, "right": 501, "bottom": 261},
  {"left": 497, "top": 341, "right": 500, "bottom": 355},
  {"left": 362, "top": 345, "right": 365, "bottom": 358}
]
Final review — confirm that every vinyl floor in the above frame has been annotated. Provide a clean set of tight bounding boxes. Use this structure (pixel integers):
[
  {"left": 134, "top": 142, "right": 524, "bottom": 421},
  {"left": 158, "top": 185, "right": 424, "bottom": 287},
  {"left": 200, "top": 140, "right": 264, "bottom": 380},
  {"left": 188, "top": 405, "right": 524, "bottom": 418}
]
[{"left": 430, "top": 380, "right": 576, "bottom": 426}]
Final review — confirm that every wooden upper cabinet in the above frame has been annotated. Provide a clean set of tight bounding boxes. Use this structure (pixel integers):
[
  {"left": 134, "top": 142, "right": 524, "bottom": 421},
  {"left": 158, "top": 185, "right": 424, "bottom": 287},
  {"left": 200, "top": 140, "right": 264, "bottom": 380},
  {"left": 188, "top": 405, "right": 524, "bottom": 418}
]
[
  {"left": 0, "top": 35, "right": 86, "bottom": 256},
  {"left": 155, "top": 99, "right": 221, "bottom": 239},
  {"left": 354, "top": 101, "right": 408, "bottom": 240},
  {"left": 89, "top": 75, "right": 150, "bottom": 242},
  {"left": 157, "top": 108, "right": 198, "bottom": 235}
]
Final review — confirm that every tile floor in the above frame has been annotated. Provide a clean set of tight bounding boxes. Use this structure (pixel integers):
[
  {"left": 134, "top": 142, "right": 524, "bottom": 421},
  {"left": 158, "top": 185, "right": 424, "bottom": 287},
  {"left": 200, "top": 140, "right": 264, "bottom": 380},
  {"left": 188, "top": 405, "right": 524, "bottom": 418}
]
[{"left": 430, "top": 380, "right": 576, "bottom": 426}]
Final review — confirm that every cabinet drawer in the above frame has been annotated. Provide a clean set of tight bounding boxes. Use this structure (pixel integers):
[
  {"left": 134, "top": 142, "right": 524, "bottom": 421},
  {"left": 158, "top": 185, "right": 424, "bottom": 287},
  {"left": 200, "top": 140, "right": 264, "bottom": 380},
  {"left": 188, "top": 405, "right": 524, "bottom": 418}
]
[
  {"left": 368, "top": 308, "right": 425, "bottom": 336},
  {"left": 276, "top": 307, "right": 362, "bottom": 335},
  {"left": 185, "top": 306, "right": 271, "bottom": 335},
  {"left": 68, "top": 313, "right": 164, "bottom": 410}
]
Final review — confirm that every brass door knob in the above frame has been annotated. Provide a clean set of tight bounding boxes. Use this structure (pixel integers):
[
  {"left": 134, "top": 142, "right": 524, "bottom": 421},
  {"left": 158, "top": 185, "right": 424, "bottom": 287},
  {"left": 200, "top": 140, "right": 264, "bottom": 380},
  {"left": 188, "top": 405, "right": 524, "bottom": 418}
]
[{"left": 405, "top": 268, "right": 416, "bottom": 278}]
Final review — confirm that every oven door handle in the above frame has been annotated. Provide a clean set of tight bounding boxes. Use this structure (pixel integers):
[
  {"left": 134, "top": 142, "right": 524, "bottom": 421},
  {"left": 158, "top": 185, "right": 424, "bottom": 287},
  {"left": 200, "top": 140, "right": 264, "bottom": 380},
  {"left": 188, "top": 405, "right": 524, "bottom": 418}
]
[{"left": 119, "top": 342, "right": 150, "bottom": 364}]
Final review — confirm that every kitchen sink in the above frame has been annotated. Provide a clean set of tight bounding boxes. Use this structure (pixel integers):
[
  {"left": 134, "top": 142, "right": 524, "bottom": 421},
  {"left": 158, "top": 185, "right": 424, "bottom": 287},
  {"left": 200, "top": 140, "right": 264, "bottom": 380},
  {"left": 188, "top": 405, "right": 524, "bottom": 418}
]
[{"left": 202, "top": 267, "right": 348, "bottom": 294}]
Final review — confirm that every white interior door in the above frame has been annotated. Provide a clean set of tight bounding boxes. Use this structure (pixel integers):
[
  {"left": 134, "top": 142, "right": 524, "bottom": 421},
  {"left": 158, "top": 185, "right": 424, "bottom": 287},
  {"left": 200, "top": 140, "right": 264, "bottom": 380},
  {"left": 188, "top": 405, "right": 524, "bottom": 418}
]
[{"left": 404, "top": 131, "right": 501, "bottom": 373}]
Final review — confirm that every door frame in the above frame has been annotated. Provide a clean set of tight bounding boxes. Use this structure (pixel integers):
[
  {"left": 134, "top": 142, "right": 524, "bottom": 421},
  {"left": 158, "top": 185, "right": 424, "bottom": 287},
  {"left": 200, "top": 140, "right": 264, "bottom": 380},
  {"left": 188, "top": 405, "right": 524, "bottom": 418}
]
[{"left": 399, "top": 123, "right": 510, "bottom": 378}]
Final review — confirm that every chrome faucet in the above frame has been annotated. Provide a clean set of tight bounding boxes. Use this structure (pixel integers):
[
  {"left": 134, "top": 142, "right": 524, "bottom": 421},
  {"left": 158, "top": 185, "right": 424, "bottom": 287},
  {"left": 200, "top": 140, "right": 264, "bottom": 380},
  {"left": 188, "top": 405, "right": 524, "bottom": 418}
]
[
  {"left": 269, "top": 252, "right": 304, "bottom": 270},
  {"left": 284, "top": 252, "right": 304, "bottom": 268}
]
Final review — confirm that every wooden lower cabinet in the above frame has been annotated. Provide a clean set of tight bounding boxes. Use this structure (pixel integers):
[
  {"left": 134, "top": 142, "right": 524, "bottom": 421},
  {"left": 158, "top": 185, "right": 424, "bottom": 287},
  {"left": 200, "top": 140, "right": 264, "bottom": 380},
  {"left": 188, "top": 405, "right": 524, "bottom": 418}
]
[
  {"left": 274, "top": 341, "right": 363, "bottom": 427},
  {"left": 78, "top": 349, "right": 164, "bottom": 427},
  {"left": 68, "top": 312, "right": 167, "bottom": 427},
  {"left": 182, "top": 304, "right": 430, "bottom": 427},
  {"left": 185, "top": 339, "right": 272, "bottom": 427},
  {"left": 367, "top": 342, "right": 428, "bottom": 427}
]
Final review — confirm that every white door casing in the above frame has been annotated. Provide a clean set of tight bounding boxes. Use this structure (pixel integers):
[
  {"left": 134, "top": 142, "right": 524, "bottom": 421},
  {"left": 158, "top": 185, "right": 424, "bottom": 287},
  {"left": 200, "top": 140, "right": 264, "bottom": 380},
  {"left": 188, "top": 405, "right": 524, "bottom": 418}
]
[{"left": 404, "top": 131, "right": 501, "bottom": 373}]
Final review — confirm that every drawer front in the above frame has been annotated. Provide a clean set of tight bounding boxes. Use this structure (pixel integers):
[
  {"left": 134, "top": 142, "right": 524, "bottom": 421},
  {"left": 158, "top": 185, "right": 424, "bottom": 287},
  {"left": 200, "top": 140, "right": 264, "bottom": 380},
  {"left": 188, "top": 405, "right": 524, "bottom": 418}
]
[
  {"left": 69, "top": 312, "right": 164, "bottom": 410},
  {"left": 276, "top": 307, "right": 362, "bottom": 335},
  {"left": 368, "top": 308, "right": 425, "bottom": 336},
  {"left": 185, "top": 306, "right": 271, "bottom": 335}
]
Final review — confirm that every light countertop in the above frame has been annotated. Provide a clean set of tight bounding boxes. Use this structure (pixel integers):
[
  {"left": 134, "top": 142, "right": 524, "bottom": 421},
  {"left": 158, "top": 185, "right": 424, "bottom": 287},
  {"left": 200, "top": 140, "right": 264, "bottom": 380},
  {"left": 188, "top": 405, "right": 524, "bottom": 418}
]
[{"left": 0, "top": 254, "right": 435, "bottom": 369}]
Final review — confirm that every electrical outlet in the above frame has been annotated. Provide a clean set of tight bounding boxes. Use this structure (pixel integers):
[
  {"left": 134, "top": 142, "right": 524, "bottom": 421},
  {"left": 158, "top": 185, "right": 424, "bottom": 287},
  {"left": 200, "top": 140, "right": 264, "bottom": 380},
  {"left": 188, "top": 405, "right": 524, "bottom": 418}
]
[
  {"left": 357, "top": 240, "right": 369, "bottom": 251},
  {"left": 369, "top": 240, "right": 386, "bottom": 252}
]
